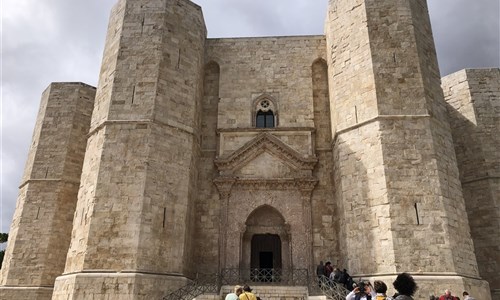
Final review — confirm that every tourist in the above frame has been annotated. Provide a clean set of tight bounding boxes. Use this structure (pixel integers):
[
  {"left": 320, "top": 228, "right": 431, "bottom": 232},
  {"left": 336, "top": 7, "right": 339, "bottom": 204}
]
[
  {"left": 239, "top": 284, "right": 257, "bottom": 300},
  {"left": 462, "top": 291, "right": 475, "bottom": 300},
  {"left": 439, "top": 289, "right": 458, "bottom": 300},
  {"left": 374, "top": 280, "right": 393, "bottom": 300},
  {"left": 392, "top": 273, "right": 417, "bottom": 300},
  {"left": 316, "top": 261, "right": 326, "bottom": 287},
  {"left": 331, "top": 268, "right": 341, "bottom": 283},
  {"left": 226, "top": 285, "right": 242, "bottom": 300},
  {"left": 346, "top": 280, "right": 376, "bottom": 300},
  {"left": 325, "top": 261, "right": 334, "bottom": 279}
]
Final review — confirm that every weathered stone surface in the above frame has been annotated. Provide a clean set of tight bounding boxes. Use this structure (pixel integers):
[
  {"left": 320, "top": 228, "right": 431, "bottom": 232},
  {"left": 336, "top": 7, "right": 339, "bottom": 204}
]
[
  {"left": 1, "top": 0, "right": 498, "bottom": 300},
  {"left": 0, "top": 83, "right": 95, "bottom": 298},
  {"left": 325, "top": 0, "right": 491, "bottom": 298},
  {"left": 443, "top": 68, "right": 500, "bottom": 300}
]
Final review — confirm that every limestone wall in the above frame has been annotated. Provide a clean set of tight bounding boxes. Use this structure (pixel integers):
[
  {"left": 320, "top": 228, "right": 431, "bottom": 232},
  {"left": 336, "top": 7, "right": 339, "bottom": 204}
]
[
  {"left": 193, "top": 36, "right": 328, "bottom": 272},
  {"left": 53, "top": 0, "right": 206, "bottom": 298},
  {"left": 0, "top": 83, "right": 95, "bottom": 299},
  {"left": 311, "top": 59, "right": 336, "bottom": 263},
  {"left": 325, "top": 0, "right": 488, "bottom": 298},
  {"left": 206, "top": 36, "right": 326, "bottom": 130},
  {"left": 443, "top": 68, "right": 500, "bottom": 300}
]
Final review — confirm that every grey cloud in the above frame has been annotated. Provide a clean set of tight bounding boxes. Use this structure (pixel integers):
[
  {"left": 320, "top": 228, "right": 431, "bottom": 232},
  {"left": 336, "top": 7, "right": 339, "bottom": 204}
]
[
  {"left": 429, "top": 0, "right": 500, "bottom": 76},
  {"left": 1, "top": 0, "right": 114, "bottom": 233},
  {"left": 1, "top": 0, "right": 498, "bottom": 233}
]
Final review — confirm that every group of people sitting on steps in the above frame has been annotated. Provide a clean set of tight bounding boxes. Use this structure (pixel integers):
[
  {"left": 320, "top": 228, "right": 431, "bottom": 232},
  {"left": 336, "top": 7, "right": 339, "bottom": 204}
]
[{"left": 225, "top": 284, "right": 261, "bottom": 300}]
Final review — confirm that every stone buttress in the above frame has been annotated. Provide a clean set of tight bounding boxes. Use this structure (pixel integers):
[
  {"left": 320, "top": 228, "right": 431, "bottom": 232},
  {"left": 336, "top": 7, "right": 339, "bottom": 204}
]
[
  {"left": 51, "top": 0, "right": 206, "bottom": 299},
  {"left": 325, "top": 0, "right": 491, "bottom": 299},
  {"left": 0, "top": 83, "right": 96, "bottom": 300}
]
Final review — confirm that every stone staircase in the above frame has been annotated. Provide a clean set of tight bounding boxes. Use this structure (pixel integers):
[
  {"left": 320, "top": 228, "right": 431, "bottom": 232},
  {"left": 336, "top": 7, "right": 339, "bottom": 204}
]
[
  {"left": 161, "top": 270, "right": 346, "bottom": 300},
  {"left": 193, "top": 285, "right": 328, "bottom": 300}
]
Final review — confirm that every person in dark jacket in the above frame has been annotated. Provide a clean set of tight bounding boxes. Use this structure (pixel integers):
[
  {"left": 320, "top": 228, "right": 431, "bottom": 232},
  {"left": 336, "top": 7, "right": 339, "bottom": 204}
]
[
  {"left": 316, "top": 261, "right": 326, "bottom": 287},
  {"left": 392, "top": 273, "right": 417, "bottom": 300}
]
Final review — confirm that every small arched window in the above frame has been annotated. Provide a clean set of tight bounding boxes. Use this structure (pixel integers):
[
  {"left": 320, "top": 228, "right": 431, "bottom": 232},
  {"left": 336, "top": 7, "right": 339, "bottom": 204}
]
[
  {"left": 254, "top": 97, "right": 276, "bottom": 128},
  {"left": 256, "top": 110, "right": 275, "bottom": 128}
]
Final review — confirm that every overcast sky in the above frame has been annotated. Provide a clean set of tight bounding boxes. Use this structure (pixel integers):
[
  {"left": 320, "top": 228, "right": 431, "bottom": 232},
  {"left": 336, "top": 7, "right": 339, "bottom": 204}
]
[{"left": 1, "top": 0, "right": 499, "bottom": 234}]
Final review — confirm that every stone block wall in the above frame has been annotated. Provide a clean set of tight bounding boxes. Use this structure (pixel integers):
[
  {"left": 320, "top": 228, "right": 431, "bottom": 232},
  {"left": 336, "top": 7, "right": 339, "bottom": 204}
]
[
  {"left": 194, "top": 36, "right": 330, "bottom": 272},
  {"left": 311, "top": 59, "right": 336, "bottom": 263},
  {"left": 53, "top": 0, "right": 206, "bottom": 298},
  {"left": 2, "top": 1, "right": 498, "bottom": 299},
  {"left": 325, "top": 0, "right": 488, "bottom": 297},
  {"left": 206, "top": 36, "right": 326, "bottom": 130},
  {"left": 443, "top": 68, "right": 500, "bottom": 300},
  {"left": 0, "top": 83, "right": 95, "bottom": 299}
]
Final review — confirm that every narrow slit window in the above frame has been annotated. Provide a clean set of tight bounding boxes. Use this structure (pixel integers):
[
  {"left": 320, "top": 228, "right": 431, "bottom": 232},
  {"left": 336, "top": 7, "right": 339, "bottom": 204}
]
[
  {"left": 414, "top": 203, "right": 420, "bottom": 225},
  {"left": 163, "top": 207, "right": 167, "bottom": 228}
]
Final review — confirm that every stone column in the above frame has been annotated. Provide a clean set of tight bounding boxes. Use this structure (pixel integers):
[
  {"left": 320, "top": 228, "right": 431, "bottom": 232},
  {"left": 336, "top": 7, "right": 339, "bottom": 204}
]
[
  {"left": 214, "top": 177, "right": 236, "bottom": 271},
  {"left": 0, "top": 83, "right": 95, "bottom": 300},
  {"left": 297, "top": 179, "right": 318, "bottom": 274},
  {"left": 325, "top": 0, "right": 490, "bottom": 298}
]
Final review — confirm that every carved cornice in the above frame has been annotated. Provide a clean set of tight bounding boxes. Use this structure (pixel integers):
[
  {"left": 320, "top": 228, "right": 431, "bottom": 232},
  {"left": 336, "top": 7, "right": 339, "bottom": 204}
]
[
  {"left": 296, "top": 178, "right": 319, "bottom": 193},
  {"left": 218, "top": 127, "right": 315, "bottom": 133},
  {"left": 215, "top": 177, "right": 318, "bottom": 191},
  {"left": 215, "top": 132, "right": 318, "bottom": 173}
]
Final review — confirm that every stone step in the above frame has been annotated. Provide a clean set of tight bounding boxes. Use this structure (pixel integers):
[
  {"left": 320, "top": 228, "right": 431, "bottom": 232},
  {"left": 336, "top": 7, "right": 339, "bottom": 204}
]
[{"left": 194, "top": 285, "right": 319, "bottom": 300}]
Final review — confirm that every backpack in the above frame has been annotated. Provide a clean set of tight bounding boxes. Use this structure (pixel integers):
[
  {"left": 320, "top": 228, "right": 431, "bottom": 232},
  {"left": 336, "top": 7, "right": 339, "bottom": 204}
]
[
  {"left": 339, "top": 271, "right": 347, "bottom": 284},
  {"left": 346, "top": 275, "right": 354, "bottom": 291}
]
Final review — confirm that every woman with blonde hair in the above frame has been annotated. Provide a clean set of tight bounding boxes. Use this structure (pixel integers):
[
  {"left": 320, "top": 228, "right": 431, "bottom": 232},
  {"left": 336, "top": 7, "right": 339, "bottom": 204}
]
[{"left": 225, "top": 285, "right": 243, "bottom": 300}]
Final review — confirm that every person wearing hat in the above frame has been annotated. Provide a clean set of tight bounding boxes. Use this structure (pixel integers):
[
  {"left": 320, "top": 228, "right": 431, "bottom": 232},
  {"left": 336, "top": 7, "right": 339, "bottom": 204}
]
[
  {"left": 239, "top": 284, "right": 257, "bottom": 300},
  {"left": 225, "top": 285, "right": 243, "bottom": 300}
]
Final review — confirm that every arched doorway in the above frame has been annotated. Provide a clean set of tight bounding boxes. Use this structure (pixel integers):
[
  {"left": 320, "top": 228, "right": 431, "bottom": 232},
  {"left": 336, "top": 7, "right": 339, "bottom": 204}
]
[
  {"left": 250, "top": 234, "right": 282, "bottom": 282},
  {"left": 241, "top": 205, "right": 290, "bottom": 280}
]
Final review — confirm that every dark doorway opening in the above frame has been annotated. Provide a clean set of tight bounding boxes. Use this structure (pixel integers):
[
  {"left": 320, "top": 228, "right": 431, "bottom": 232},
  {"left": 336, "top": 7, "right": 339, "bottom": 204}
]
[
  {"left": 251, "top": 234, "right": 282, "bottom": 282},
  {"left": 259, "top": 251, "right": 273, "bottom": 269}
]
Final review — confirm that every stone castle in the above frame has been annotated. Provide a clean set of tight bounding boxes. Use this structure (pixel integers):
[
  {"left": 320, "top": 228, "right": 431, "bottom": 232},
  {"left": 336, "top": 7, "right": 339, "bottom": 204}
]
[{"left": 1, "top": 0, "right": 499, "bottom": 299}]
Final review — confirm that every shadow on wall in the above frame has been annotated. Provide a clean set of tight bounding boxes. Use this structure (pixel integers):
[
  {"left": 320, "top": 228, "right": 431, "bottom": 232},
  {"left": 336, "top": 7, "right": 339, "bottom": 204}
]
[{"left": 444, "top": 100, "right": 500, "bottom": 297}]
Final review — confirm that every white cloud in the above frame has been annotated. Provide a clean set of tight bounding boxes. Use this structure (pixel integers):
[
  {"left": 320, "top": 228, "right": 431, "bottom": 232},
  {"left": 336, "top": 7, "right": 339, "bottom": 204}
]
[{"left": 3, "top": 0, "right": 59, "bottom": 48}]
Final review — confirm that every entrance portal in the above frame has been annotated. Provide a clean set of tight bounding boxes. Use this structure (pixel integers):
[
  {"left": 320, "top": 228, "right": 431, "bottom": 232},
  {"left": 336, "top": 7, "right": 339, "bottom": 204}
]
[
  {"left": 241, "top": 205, "right": 291, "bottom": 278},
  {"left": 251, "top": 234, "right": 282, "bottom": 282}
]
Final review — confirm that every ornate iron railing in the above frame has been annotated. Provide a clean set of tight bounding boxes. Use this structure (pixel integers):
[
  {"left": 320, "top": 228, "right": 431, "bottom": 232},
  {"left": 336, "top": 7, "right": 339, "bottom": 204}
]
[
  {"left": 161, "top": 269, "right": 349, "bottom": 300},
  {"left": 161, "top": 273, "right": 219, "bottom": 300},
  {"left": 220, "top": 268, "right": 309, "bottom": 286},
  {"left": 317, "top": 275, "right": 350, "bottom": 300}
]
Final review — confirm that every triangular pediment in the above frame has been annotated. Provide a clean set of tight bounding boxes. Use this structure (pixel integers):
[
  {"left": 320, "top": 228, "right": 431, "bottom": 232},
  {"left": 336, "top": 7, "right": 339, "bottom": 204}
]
[
  {"left": 215, "top": 133, "right": 317, "bottom": 177},
  {"left": 235, "top": 151, "right": 295, "bottom": 179}
]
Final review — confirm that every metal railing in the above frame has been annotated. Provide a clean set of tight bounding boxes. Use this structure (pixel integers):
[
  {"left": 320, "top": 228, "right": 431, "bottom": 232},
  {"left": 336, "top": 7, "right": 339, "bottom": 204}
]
[
  {"left": 161, "top": 269, "right": 349, "bottom": 300},
  {"left": 316, "top": 275, "right": 350, "bottom": 300},
  {"left": 161, "top": 273, "right": 219, "bottom": 300},
  {"left": 220, "top": 268, "right": 309, "bottom": 286}
]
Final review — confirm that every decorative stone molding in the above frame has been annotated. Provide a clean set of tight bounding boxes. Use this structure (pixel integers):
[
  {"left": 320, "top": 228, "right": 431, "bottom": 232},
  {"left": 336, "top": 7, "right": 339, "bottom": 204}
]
[
  {"left": 252, "top": 93, "right": 279, "bottom": 127},
  {"left": 213, "top": 177, "right": 236, "bottom": 199},
  {"left": 296, "top": 178, "right": 318, "bottom": 197},
  {"left": 215, "top": 132, "right": 317, "bottom": 174}
]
